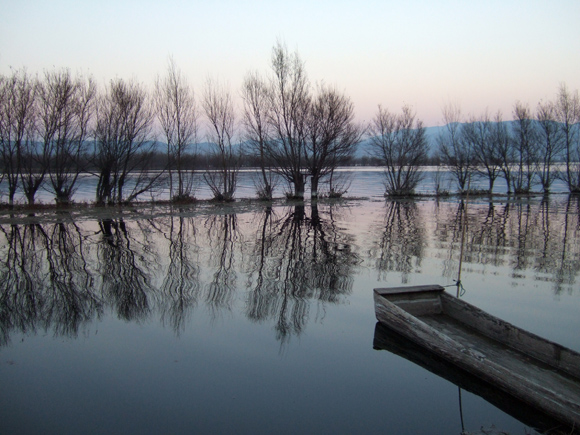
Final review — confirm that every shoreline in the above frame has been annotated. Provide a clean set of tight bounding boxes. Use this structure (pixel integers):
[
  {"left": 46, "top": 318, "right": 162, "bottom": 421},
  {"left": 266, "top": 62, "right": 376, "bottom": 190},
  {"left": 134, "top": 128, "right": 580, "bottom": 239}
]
[{"left": 0, "top": 190, "right": 576, "bottom": 225}]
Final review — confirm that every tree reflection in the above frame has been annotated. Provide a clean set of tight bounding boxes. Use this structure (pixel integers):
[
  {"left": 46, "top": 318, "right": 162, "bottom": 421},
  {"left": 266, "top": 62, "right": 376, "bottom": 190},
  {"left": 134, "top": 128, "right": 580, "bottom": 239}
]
[
  {"left": 464, "top": 202, "right": 511, "bottom": 270},
  {"left": 243, "top": 203, "right": 359, "bottom": 342},
  {"left": 97, "top": 218, "right": 155, "bottom": 321},
  {"left": 0, "top": 223, "right": 44, "bottom": 345},
  {"left": 158, "top": 215, "right": 201, "bottom": 333},
  {"left": 439, "top": 200, "right": 467, "bottom": 282},
  {"left": 510, "top": 199, "right": 534, "bottom": 274},
  {"left": 370, "top": 200, "right": 426, "bottom": 283},
  {"left": 552, "top": 195, "right": 580, "bottom": 293},
  {"left": 39, "top": 220, "right": 100, "bottom": 336},
  {"left": 0, "top": 197, "right": 578, "bottom": 346},
  {"left": 204, "top": 213, "right": 238, "bottom": 313},
  {"left": 434, "top": 197, "right": 580, "bottom": 293},
  {"left": 0, "top": 220, "right": 100, "bottom": 344}
]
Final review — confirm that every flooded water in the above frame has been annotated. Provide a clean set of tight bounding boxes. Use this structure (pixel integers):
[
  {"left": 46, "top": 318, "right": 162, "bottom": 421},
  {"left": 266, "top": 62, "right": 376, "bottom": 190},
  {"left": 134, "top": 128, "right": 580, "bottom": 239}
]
[
  {"left": 4, "top": 166, "right": 571, "bottom": 205},
  {"left": 0, "top": 195, "right": 579, "bottom": 434}
]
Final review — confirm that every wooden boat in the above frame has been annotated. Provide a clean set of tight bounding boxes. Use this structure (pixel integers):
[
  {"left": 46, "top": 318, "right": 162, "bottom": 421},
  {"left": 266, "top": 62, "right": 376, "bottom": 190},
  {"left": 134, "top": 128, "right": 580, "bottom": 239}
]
[{"left": 373, "top": 285, "right": 580, "bottom": 432}]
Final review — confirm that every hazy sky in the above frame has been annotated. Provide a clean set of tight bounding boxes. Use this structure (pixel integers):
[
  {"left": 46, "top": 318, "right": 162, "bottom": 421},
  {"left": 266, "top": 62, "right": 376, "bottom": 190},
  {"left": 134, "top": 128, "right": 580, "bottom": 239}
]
[{"left": 1, "top": 0, "right": 579, "bottom": 126}]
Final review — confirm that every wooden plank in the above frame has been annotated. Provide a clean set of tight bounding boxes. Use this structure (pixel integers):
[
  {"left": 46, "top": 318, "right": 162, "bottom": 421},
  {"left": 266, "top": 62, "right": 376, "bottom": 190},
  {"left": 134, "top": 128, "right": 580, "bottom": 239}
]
[{"left": 374, "top": 285, "right": 444, "bottom": 296}]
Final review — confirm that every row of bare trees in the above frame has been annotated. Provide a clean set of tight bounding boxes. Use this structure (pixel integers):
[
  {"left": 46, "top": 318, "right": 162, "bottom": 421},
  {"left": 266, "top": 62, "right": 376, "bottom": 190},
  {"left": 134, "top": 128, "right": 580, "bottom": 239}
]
[
  {"left": 0, "top": 68, "right": 164, "bottom": 205},
  {"left": 0, "top": 44, "right": 363, "bottom": 206},
  {"left": 0, "top": 69, "right": 95, "bottom": 205},
  {"left": 437, "top": 84, "right": 580, "bottom": 195},
  {"left": 367, "top": 84, "right": 580, "bottom": 197},
  {"left": 2, "top": 47, "right": 579, "bottom": 204}
]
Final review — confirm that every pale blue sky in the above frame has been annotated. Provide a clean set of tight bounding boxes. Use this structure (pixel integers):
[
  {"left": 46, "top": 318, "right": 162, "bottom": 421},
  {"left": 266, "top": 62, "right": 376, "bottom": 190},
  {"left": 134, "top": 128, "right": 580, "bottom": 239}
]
[{"left": 1, "top": 0, "right": 579, "bottom": 126}]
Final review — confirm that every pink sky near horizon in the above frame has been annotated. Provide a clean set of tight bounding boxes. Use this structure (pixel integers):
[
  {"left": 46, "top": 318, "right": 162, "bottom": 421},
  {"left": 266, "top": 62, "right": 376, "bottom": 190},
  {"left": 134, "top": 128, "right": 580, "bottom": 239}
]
[{"left": 1, "top": 0, "right": 578, "bottom": 127}]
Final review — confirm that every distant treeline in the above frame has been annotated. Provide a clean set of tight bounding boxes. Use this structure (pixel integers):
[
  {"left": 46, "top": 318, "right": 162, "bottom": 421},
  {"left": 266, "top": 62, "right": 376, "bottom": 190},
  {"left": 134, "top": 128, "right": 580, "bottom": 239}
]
[{"left": 1, "top": 42, "right": 579, "bottom": 205}]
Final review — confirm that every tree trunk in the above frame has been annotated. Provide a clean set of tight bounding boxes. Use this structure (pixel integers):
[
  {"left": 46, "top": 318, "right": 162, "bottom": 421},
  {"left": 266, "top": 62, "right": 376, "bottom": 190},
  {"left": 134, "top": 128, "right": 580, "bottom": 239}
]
[
  {"left": 293, "top": 175, "right": 305, "bottom": 199},
  {"left": 311, "top": 175, "right": 319, "bottom": 200}
]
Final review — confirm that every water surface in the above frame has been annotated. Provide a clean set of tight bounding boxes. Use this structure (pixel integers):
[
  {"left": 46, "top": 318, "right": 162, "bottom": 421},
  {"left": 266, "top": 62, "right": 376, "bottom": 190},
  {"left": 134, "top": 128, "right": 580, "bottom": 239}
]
[{"left": 0, "top": 196, "right": 578, "bottom": 434}]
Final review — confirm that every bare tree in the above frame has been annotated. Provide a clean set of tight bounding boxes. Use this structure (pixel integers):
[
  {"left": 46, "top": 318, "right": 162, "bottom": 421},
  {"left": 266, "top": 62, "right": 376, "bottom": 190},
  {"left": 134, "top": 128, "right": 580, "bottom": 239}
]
[
  {"left": 462, "top": 111, "right": 501, "bottom": 192},
  {"left": 241, "top": 71, "right": 275, "bottom": 200},
  {"left": 154, "top": 58, "right": 198, "bottom": 202},
  {"left": 305, "top": 84, "right": 362, "bottom": 199},
  {"left": 266, "top": 42, "right": 310, "bottom": 199},
  {"left": 0, "top": 69, "right": 37, "bottom": 205},
  {"left": 202, "top": 78, "right": 239, "bottom": 201},
  {"left": 437, "top": 103, "right": 474, "bottom": 192},
  {"left": 536, "top": 100, "right": 564, "bottom": 193},
  {"left": 490, "top": 111, "right": 515, "bottom": 193},
  {"left": 94, "top": 78, "right": 160, "bottom": 204},
  {"left": 37, "top": 69, "right": 96, "bottom": 205},
  {"left": 511, "top": 101, "right": 538, "bottom": 193},
  {"left": 16, "top": 76, "right": 42, "bottom": 205},
  {"left": 554, "top": 83, "right": 580, "bottom": 193},
  {"left": 369, "top": 105, "right": 428, "bottom": 196}
]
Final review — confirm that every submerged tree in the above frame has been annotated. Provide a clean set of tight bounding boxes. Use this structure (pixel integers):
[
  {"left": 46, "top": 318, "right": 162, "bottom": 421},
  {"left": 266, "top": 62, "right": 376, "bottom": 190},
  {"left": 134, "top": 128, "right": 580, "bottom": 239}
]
[
  {"left": 536, "top": 100, "right": 563, "bottom": 193},
  {"left": 305, "top": 85, "right": 362, "bottom": 199},
  {"left": 15, "top": 75, "right": 42, "bottom": 205},
  {"left": 154, "top": 58, "right": 198, "bottom": 202},
  {"left": 462, "top": 111, "right": 501, "bottom": 192},
  {"left": 554, "top": 83, "right": 580, "bottom": 193},
  {"left": 0, "top": 69, "right": 37, "bottom": 205},
  {"left": 490, "top": 111, "right": 515, "bottom": 193},
  {"left": 202, "top": 78, "right": 240, "bottom": 201},
  {"left": 437, "top": 103, "right": 474, "bottom": 192},
  {"left": 37, "top": 69, "right": 96, "bottom": 205},
  {"left": 266, "top": 42, "right": 310, "bottom": 199},
  {"left": 511, "top": 101, "right": 538, "bottom": 194},
  {"left": 369, "top": 105, "right": 428, "bottom": 196},
  {"left": 242, "top": 42, "right": 361, "bottom": 200},
  {"left": 242, "top": 71, "right": 275, "bottom": 200},
  {"left": 94, "top": 78, "right": 160, "bottom": 204}
]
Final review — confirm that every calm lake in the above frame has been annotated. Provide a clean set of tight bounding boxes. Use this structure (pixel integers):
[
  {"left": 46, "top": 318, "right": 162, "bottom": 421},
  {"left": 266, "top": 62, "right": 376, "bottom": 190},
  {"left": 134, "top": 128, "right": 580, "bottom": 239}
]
[{"left": 0, "top": 172, "right": 579, "bottom": 434}]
